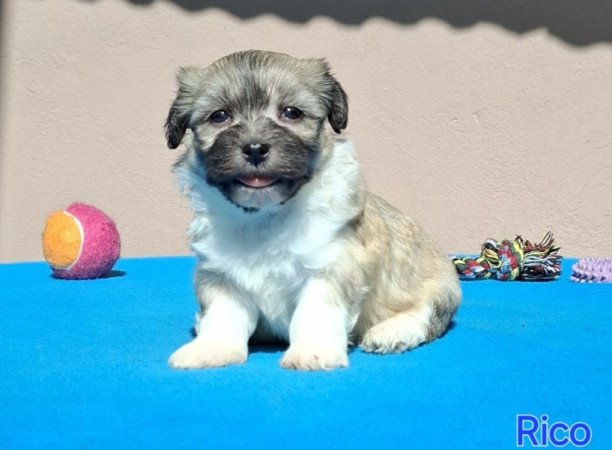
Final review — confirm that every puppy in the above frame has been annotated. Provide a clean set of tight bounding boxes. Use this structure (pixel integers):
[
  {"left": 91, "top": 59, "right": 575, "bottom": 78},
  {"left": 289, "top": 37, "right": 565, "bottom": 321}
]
[{"left": 165, "top": 50, "right": 461, "bottom": 370}]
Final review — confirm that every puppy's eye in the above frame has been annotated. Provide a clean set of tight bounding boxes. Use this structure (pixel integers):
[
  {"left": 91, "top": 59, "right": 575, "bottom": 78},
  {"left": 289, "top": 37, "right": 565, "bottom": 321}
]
[
  {"left": 210, "top": 110, "right": 230, "bottom": 124},
  {"left": 280, "top": 107, "right": 303, "bottom": 121}
]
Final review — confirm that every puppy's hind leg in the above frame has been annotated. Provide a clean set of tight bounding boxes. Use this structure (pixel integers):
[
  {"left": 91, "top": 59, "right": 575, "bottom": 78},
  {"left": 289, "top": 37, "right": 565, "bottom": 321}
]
[
  {"left": 360, "top": 305, "right": 432, "bottom": 354},
  {"left": 360, "top": 276, "right": 460, "bottom": 354}
]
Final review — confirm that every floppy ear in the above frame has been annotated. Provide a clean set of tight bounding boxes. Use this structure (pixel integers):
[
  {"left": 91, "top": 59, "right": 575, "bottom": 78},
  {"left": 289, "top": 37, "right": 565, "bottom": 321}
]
[
  {"left": 165, "top": 90, "right": 189, "bottom": 149},
  {"left": 326, "top": 76, "right": 349, "bottom": 134},
  {"left": 165, "top": 67, "right": 204, "bottom": 149}
]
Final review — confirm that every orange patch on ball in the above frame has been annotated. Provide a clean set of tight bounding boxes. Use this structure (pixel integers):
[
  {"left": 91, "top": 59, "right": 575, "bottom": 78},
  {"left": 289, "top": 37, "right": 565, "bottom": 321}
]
[
  {"left": 42, "top": 211, "right": 83, "bottom": 269},
  {"left": 42, "top": 203, "right": 121, "bottom": 279}
]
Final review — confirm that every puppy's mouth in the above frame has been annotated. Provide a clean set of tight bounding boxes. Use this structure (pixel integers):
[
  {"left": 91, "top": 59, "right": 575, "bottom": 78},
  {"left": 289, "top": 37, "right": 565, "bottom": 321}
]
[
  {"left": 214, "top": 174, "right": 308, "bottom": 211},
  {"left": 236, "top": 176, "right": 280, "bottom": 189}
]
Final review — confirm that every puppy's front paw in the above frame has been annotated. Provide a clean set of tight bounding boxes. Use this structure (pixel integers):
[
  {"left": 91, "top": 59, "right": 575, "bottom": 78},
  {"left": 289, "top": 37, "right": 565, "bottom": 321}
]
[
  {"left": 281, "top": 342, "right": 348, "bottom": 371},
  {"left": 168, "top": 340, "right": 247, "bottom": 369}
]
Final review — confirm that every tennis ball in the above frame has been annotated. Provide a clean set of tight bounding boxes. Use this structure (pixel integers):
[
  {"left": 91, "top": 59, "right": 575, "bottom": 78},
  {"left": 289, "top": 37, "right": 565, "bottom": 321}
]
[{"left": 42, "top": 202, "right": 121, "bottom": 279}]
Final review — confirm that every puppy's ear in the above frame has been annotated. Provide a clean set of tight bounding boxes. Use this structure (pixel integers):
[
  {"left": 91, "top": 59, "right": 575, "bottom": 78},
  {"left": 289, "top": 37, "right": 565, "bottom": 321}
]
[
  {"left": 165, "top": 67, "right": 203, "bottom": 149},
  {"left": 165, "top": 91, "right": 189, "bottom": 149},
  {"left": 327, "top": 79, "right": 348, "bottom": 133}
]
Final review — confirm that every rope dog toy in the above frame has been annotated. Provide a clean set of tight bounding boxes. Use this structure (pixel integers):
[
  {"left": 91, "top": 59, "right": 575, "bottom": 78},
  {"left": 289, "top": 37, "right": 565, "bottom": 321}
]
[{"left": 452, "top": 231, "right": 562, "bottom": 281}]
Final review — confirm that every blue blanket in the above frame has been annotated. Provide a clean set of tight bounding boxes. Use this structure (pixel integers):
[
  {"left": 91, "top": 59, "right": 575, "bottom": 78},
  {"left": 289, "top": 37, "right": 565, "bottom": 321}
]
[{"left": 1, "top": 257, "right": 610, "bottom": 449}]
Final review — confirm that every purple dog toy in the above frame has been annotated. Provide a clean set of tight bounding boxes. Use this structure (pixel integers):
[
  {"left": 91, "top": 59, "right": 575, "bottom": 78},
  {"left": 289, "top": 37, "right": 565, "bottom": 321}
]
[{"left": 570, "top": 258, "right": 612, "bottom": 283}]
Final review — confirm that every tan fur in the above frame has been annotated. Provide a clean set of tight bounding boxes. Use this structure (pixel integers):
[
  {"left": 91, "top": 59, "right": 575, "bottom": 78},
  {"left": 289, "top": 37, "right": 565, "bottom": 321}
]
[{"left": 350, "top": 193, "right": 461, "bottom": 348}]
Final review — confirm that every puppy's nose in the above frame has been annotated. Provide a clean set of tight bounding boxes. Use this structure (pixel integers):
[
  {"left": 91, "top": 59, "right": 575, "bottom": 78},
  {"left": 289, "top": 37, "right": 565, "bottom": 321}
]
[{"left": 242, "top": 143, "right": 270, "bottom": 167}]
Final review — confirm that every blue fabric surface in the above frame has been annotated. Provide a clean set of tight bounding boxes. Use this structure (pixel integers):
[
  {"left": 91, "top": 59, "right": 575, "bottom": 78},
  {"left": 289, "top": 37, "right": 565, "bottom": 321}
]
[{"left": 0, "top": 257, "right": 610, "bottom": 449}]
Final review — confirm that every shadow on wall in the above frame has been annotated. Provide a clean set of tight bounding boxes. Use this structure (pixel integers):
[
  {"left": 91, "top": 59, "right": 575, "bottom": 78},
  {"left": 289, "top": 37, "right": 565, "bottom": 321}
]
[{"left": 116, "top": 0, "right": 612, "bottom": 47}]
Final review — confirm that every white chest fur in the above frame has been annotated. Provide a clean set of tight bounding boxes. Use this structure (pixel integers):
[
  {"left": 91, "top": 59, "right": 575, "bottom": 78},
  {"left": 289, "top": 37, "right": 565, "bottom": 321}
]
[
  {"left": 198, "top": 216, "right": 309, "bottom": 324},
  {"left": 177, "top": 139, "right": 363, "bottom": 338}
]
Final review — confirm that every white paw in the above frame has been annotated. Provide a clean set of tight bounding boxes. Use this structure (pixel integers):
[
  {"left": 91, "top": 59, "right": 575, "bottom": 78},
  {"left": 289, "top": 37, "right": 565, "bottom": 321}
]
[
  {"left": 360, "top": 319, "right": 427, "bottom": 354},
  {"left": 168, "top": 339, "right": 247, "bottom": 369},
  {"left": 280, "top": 342, "right": 348, "bottom": 371}
]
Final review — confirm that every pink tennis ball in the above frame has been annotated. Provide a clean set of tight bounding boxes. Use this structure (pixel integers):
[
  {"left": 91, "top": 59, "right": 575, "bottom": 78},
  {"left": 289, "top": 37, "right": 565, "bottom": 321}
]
[{"left": 42, "top": 202, "right": 121, "bottom": 280}]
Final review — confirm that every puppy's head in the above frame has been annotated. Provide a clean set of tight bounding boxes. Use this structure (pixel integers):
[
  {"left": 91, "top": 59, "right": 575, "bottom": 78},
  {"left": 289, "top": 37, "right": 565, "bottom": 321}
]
[{"left": 166, "top": 50, "right": 348, "bottom": 211}]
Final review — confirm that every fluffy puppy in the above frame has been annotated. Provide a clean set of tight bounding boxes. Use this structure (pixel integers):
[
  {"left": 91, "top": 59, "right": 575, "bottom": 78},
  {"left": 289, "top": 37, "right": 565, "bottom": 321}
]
[{"left": 165, "top": 50, "right": 461, "bottom": 370}]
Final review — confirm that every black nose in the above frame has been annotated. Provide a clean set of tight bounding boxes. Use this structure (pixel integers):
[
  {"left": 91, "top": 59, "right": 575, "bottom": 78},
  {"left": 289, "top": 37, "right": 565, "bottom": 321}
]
[{"left": 242, "top": 143, "right": 270, "bottom": 166}]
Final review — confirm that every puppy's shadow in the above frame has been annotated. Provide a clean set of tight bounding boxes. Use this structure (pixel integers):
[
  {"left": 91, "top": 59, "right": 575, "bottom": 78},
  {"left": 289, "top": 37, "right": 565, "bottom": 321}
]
[
  {"left": 250, "top": 343, "right": 360, "bottom": 355},
  {"left": 187, "top": 328, "right": 287, "bottom": 354},
  {"left": 186, "top": 327, "right": 395, "bottom": 354},
  {"left": 434, "top": 320, "right": 457, "bottom": 343},
  {"left": 249, "top": 344, "right": 287, "bottom": 355}
]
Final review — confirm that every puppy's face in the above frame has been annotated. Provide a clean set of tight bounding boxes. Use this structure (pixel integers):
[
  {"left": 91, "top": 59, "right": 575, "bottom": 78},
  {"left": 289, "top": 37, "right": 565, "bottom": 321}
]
[{"left": 166, "top": 51, "right": 348, "bottom": 210}]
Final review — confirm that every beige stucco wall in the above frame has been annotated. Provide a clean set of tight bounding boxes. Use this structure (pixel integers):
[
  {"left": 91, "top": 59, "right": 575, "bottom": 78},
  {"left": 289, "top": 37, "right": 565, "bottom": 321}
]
[{"left": 1, "top": 1, "right": 610, "bottom": 263}]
